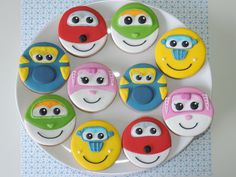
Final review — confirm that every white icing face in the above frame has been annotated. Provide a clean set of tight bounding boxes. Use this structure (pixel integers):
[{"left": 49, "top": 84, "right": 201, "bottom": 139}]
[
  {"left": 59, "top": 35, "right": 107, "bottom": 57},
  {"left": 69, "top": 89, "right": 116, "bottom": 112},
  {"left": 123, "top": 148, "right": 170, "bottom": 168},
  {"left": 165, "top": 114, "right": 212, "bottom": 137},
  {"left": 111, "top": 27, "right": 158, "bottom": 53},
  {"left": 24, "top": 119, "right": 75, "bottom": 146}
]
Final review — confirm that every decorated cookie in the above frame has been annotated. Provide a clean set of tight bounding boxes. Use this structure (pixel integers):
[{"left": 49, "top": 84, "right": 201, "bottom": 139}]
[
  {"left": 24, "top": 95, "right": 76, "bottom": 146},
  {"left": 119, "top": 63, "right": 167, "bottom": 111},
  {"left": 122, "top": 117, "right": 171, "bottom": 168},
  {"left": 19, "top": 42, "right": 70, "bottom": 93},
  {"left": 162, "top": 87, "right": 214, "bottom": 136},
  {"left": 67, "top": 62, "right": 117, "bottom": 112},
  {"left": 71, "top": 120, "right": 121, "bottom": 171},
  {"left": 111, "top": 2, "right": 159, "bottom": 53},
  {"left": 58, "top": 6, "right": 107, "bottom": 57},
  {"left": 155, "top": 28, "right": 206, "bottom": 79}
]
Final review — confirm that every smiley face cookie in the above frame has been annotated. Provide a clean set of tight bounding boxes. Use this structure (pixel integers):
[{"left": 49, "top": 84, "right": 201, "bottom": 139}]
[
  {"left": 19, "top": 42, "right": 70, "bottom": 93},
  {"left": 58, "top": 6, "right": 107, "bottom": 57},
  {"left": 71, "top": 120, "right": 121, "bottom": 171},
  {"left": 111, "top": 2, "right": 159, "bottom": 53},
  {"left": 122, "top": 117, "right": 171, "bottom": 168},
  {"left": 162, "top": 87, "right": 214, "bottom": 136},
  {"left": 119, "top": 63, "right": 167, "bottom": 111},
  {"left": 24, "top": 95, "right": 76, "bottom": 146},
  {"left": 155, "top": 28, "right": 206, "bottom": 79},
  {"left": 67, "top": 62, "right": 117, "bottom": 112}
]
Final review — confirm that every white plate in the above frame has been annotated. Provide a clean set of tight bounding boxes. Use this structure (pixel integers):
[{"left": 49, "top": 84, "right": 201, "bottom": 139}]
[{"left": 16, "top": 0, "right": 212, "bottom": 175}]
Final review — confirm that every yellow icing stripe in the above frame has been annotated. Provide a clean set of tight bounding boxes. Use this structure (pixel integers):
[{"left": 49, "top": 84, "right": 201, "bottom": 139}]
[
  {"left": 19, "top": 56, "right": 29, "bottom": 64},
  {"left": 157, "top": 75, "right": 167, "bottom": 84},
  {"left": 159, "top": 87, "right": 168, "bottom": 100},
  {"left": 59, "top": 54, "right": 69, "bottom": 63},
  {"left": 119, "top": 76, "right": 129, "bottom": 85},
  {"left": 60, "top": 66, "right": 70, "bottom": 80},
  {"left": 19, "top": 67, "right": 29, "bottom": 81},
  {"left": 119, "top": 88, "right": 129, "bottom": 103}
]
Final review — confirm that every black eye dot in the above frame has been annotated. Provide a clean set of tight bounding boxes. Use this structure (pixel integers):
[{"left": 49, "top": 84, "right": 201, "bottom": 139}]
[
  {"left": 138, "top": 16, "right": 146, "bottom": 24},
  {"left": 150, "top": 128, "right": 157, "bottom": 134},
  {"left": 135, "top": 128, "right": 143, "bottom": 135},
  {"left": 146, "top": 75, "right": 152, "bottom": 81},
  {"left": 39, "top": 108, "right": 47, "bottom": 116},
  {"left": 96, "top": 77, "right": 104, "bottom": 84},
  {"left": 190, "top": 102, "right": 199, "bottom": 110},
  {"left": 53, "top": 108, "right": 61, "bottom": 115},
  {"left": 170, "top": 40, "right": 177, "bottom": 47},
  {"left": 36, "top": 54, "right": 43, "bottom": 61},
  {"left": 46, "top": 54, "right": 53, "bottom": 61},
  {"left": 81, "top": 77, "right": 89, "bottom": 84},
  {"left": 86, "top": 17, "right": 93, "bottom": 23},
  {"left": 175, "top": 103, "right": 184, "bottom": 111},
  {"left": 86, "top": 133, "right": 93, "bottom": 140},
  {"left": 98, "top": 133, "right": 104, "bottom": 139},
  {"left": 124, "top": 16, "right": 132, "bottom": 25},
  {"left": 72, "top": 16, "right": 80, "bottom": 23},
  {"left": 182, "top": 41, "right": 189, "bottom": 47},
  {"left": 136, "top": 75, "right": 142, "bottom": 81}
]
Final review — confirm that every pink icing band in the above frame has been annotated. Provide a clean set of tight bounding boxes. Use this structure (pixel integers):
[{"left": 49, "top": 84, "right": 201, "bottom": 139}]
[{"left": 67, "top": 62, "right": 118, "bottom": 95}]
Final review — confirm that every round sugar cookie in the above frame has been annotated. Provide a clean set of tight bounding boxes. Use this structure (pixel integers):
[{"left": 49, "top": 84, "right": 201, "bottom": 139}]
[
  {"left": 155, "top": 28, "right": 206, "bottom": 79},
  {"left": 24, "top": 95, "right": 76, "bottom": 146},
  {"left": 71, "top": 120, "right": 121, "bottom": 171},
  {"left": 67, "top": 62, "right": 117, "bottom": 112},
  {"left": 58, "top": 6, "right": 108, "bottom": 57},
  {"left": 18, "top": 42, "right": 70, "bottom": 93},
  {"left": 119, "top": 63, "right": 167, "bottom": 111},
  {"left": 162, "top": 87, "right": 214, "bottom": 137},
  {"left": 111, "top": 2, "right": 159, "bottom": 53}
]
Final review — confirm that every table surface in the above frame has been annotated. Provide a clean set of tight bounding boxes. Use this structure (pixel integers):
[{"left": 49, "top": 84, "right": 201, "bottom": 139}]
[{"left": 0, "top": 0, "right": 235, "bottom": 177}]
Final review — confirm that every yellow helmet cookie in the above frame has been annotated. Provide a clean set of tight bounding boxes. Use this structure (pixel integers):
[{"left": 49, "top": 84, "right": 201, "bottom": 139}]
[
  {"left": 155, "top": 28, "right": 206, "bottom": 79},
  {"left": 71, "top": 120, "right": 121, "bottom": 171}
]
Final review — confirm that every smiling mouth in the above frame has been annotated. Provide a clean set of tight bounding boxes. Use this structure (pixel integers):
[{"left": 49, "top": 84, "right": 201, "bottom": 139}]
[
  {"left": 83, "top": 98, "right": 101, "bottom": 104},
  {"left": 179, "top": 122, "right": 199, "bottom": 130},
  {"left": 83, "top": 155, "right": 108, "bottom": 164},
  {"left": 123, "top": 40, "right": 147, "bottom": 47},
  {"left": 37, "top": 130, "right": 63, "bottom": 139},
  {"left": 167, "top": 63, "right": 192, "bottom": 71},
  {"left": 72, "top": 43, "right": 96, "bottom": 52},
  {"left": 135, "top": 156, "right": 160, "bottom": 164}
]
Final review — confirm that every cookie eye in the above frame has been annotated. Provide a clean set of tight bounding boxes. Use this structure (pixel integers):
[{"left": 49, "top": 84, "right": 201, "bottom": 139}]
[
  {"left": 135, "top": 128, "right": 143, "bottom": 135},
  {"left": 97, "top": 133, "right": 104, "bottom": 139},
  {"left": 36, "top": 54, "right": 43, "bottom": 61},
  {"left": 136, "top": 75, "right": 142, "bottom": 81},
  {"left": 150, "top": 127, "right": 157, "bottom": 134},
  {"left": 46, "top": 54, "right": 53, "bottom": 61},
  {"left": 96, "top": 77, "right": 104, "bottom": 84},
  {"left": 138, "top": 15, "right": 146, "bottom": 24},
  {"left": 86, "top": 133, "right": 93, "bottom": 140},
  {"left": 146, "top": 75, "right": 152, "bottom": 81},
  {"left": 39, "top": 108, "right": 47, "bottom": 116},
  {"left": 190, "top": 102, "right": 199, "bottom": 110},
  {"left": 182, "top": 41, "right": 189, "bottom": 48},
  {"left": 124, "top": 16, "right": 133, "bottom": 25},
  {"left": 175, "top": 103, "right": 184, "bottom": 111},
  {"left": 170, "top": 40, "right": 177, "bottom": 47},
  {"left": 53, "top": 108, "right": 61, "bottom": 115},
  {"left": 86, "top": 17, "right": 93, "bottom": 23},
  {"left": 81, "top": 77, "right": 89, "bottom": 84},
  {"left": 72, "top": 16, "right": 80, "bottom": 23}
]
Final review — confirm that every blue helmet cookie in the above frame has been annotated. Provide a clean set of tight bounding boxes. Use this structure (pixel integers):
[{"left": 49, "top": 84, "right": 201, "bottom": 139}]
[{"left": 19, "top": 42, "right": 70, "bottom": 93}]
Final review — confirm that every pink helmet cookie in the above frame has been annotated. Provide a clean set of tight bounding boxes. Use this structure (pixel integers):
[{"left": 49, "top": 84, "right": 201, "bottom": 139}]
[
  {"left": 162, "top": 87, "right": 214, "bottom": 137},
  {"left": 67, "top": 62, "right": 117, "bottom": 112}
]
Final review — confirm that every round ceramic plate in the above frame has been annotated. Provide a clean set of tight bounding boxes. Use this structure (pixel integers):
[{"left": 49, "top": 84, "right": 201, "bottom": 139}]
[{"left": 16, "top": 0, "right": 212, "bottom": 175}]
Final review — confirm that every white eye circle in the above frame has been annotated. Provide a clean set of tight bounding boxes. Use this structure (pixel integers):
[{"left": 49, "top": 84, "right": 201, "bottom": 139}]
[
  {"left": 118, "top": 15, "right": 134, "bottom": 26},
  {"left": 135, "top": 14, "right": 152, "bottom": 25}
]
